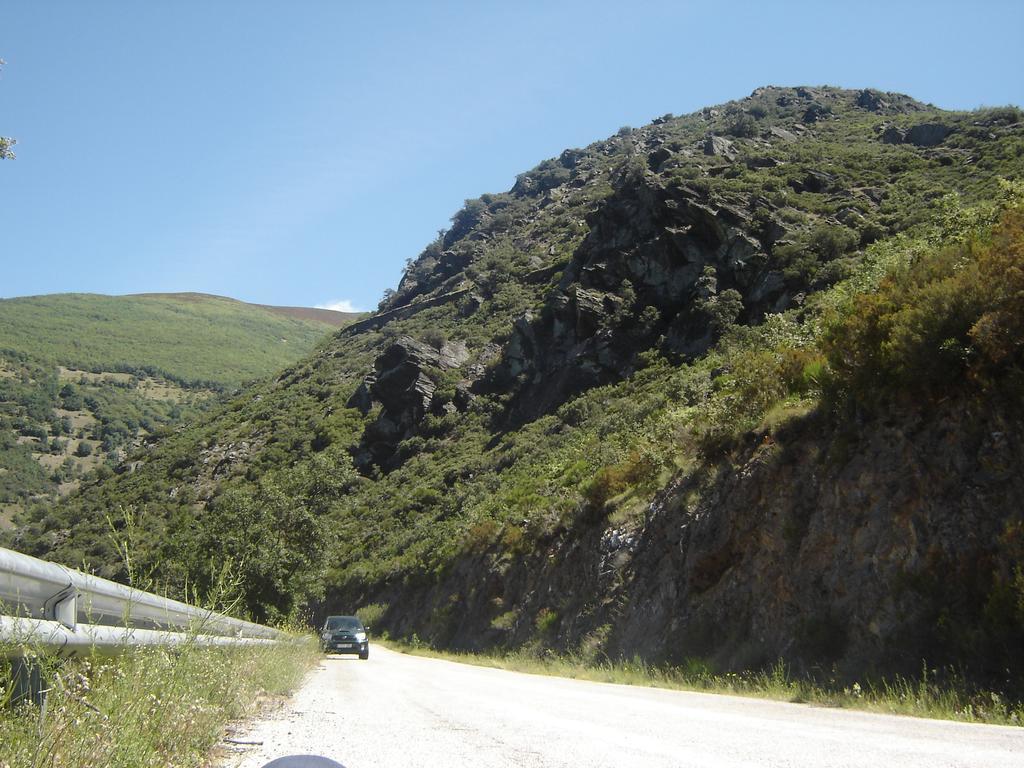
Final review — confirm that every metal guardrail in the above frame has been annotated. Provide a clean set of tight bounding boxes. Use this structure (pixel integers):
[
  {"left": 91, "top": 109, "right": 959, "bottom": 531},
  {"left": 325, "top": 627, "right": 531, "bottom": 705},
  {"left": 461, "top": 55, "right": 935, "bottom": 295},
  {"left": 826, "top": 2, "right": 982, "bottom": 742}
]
[{"left": 0, "top": 546, "right": 283, "bottom": 655}]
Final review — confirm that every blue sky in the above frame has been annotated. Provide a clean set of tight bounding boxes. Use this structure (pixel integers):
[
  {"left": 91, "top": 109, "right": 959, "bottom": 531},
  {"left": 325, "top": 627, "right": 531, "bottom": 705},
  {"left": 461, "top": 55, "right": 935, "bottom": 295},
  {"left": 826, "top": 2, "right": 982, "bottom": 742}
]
[{"left": 1, "top": 1, "right": 1022, "bottom": 312}]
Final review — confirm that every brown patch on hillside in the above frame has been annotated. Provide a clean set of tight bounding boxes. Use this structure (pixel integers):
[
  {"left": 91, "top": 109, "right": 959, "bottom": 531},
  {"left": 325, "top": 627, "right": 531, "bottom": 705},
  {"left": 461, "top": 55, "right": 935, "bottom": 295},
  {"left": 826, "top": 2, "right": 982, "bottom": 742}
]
[
  {"left": 257, "top": 304, "right": 362, "bottom": 328},
  {"left": 129, "top": 292, "right": 227, "bottom": 303},
  {"left": 127, "top": 292, "right": 362, "bottom": 328}
]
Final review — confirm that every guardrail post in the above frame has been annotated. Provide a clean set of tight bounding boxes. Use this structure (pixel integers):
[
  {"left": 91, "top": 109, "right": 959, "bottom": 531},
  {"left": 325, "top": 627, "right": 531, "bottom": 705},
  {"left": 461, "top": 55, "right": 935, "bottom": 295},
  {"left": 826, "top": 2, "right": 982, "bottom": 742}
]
[
  {"left": 46, "top": 585, "right": 77, "bottom": 629},
  {"left": 9, "top": 657, "right": 46, "bottom": 707}
]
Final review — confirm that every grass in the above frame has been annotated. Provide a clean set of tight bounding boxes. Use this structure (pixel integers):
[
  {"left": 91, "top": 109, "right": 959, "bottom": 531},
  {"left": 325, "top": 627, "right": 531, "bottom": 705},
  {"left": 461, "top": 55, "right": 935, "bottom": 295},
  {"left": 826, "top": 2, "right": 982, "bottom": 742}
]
[
  {"left": 380, "top": 639, "right": 1024, "bottom": 727},
  {"left": 0, "top": 636, "right": 320, "bottom": 768},
  {"left": 0, "top": 292, "right": 341, "bottom": 389}
]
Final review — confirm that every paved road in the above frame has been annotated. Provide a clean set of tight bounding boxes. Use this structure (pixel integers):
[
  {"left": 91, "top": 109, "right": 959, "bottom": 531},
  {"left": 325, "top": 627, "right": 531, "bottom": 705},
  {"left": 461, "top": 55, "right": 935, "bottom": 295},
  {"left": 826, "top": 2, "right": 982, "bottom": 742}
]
[{"left": 219, "top": 645, "right": 1024, "bottom": 768}]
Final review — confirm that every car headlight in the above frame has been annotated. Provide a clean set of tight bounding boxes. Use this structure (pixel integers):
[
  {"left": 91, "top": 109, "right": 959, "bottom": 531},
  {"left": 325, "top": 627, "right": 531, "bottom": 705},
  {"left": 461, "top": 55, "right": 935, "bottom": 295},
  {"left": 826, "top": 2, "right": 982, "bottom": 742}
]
[{"left": 355, "top": 632, "right": 367, "bottom": 642}]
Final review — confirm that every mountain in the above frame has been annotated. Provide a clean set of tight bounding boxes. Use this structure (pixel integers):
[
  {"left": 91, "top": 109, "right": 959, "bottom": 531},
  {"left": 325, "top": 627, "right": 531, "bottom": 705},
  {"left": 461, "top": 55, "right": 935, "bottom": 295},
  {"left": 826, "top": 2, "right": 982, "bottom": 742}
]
[
  {"left": 0, "top": 292, "right": 357, "bottom": 523},
  {"left": 10, "top": 87, "right": 1024, "bottom": 689}
]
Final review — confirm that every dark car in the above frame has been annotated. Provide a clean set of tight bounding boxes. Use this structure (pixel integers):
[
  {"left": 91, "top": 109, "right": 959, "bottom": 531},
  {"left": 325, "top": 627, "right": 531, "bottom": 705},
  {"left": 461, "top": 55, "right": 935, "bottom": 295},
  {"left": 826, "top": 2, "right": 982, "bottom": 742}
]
[{"left": 320, "top": 615, "right": 369, "bottom": 659}]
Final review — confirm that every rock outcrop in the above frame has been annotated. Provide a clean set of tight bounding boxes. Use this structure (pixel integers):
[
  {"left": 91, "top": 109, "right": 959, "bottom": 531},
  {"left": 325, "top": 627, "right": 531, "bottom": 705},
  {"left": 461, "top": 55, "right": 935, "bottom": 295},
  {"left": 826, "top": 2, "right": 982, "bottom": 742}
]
[
  {"left": 702, "top": 134, "right": 737, "bottom": 160},
  {"left": 485, "top": 171, "right": 792, "bottom": 422},
  {"left": 349, "top": 336, "right": 468, "bottom": 469},
  {"left": 881, "top": 122, "right": 955, "bottom": 147}
]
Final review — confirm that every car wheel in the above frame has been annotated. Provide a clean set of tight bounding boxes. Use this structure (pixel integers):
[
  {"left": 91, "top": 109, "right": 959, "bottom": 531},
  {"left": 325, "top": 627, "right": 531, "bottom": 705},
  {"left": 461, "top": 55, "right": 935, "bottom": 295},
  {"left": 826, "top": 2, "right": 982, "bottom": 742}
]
[{"left": 359, "top": 650, "right": 369, "bottom": 660}]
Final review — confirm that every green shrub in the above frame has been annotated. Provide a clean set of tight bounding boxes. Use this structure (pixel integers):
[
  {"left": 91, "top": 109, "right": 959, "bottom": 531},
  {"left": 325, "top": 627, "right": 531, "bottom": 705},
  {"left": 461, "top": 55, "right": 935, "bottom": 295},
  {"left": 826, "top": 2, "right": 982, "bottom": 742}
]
[
  {"left": 725, "top": 113, "right": 757, "bottom": 138},
  {"left": 421, "top": 328, "right": 447, "bottom": 350},
  {"left": 535, "top": 608, "right": 560, "bottom": 634},
  {"left": 462, "top": 519, "right": 500, "bottom": 554},
  {"left": 491, "top": 610, "right": 517, "bottom": 631},
  {"left": 823, "top": 207, "right": 1024, "bottom": 402},
  {"left": 500, "top": 524, "right": 530, "bottom": 554},
  {"left": 777, "top": 348, "right": 827, "bottom": 396},
  {"left": 583, "top": 450, "right": 660, "bottom": 509},
  {"left": 809, "top": 224, "right": 859, "bottom": 261},
  {"left": 356, "top": 602, "right": 388, "bottom": 628}
]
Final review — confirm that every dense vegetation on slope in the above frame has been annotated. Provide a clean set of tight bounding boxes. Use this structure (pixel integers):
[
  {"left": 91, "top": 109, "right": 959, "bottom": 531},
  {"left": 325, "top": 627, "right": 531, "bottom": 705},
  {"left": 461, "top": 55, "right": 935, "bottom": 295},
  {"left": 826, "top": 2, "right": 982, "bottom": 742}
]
[
  {"left": 0, "top": 293, "right": 349, "bottom": 521},
  {"left": 11, "top": 87, "right": 1024, "bottom": 689}
]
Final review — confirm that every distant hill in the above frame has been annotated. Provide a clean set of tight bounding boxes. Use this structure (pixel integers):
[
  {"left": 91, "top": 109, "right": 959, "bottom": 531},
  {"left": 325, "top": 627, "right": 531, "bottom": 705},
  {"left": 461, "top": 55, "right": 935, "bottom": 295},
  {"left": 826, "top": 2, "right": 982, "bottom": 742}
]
[
  {"left": 0, "top": 292, "right": 356, "bottom": 387},
  {"left": 0, "top": 291, "right": 356, "bottom": 519}
]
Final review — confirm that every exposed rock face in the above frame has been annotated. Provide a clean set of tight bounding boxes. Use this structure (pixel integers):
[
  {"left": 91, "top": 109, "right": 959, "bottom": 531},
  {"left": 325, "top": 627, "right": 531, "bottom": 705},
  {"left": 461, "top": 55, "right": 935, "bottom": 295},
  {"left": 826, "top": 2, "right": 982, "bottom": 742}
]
[
  {"left": 856, "top": 88, "right": 888, "bottom": 112},
  {"left": 881, "top": 125, "right": 907, "bottom": 144},
  {"left": 788, "top": 169, "right": 837, "bottom": 194},
  {"left": 769, "top": 126, "right": 798, "bottom": 142},
  {"left": 486, "top": 172, "right": 792, "bottom": 422},
  {"left": 344, "top": 398, "right": 1024, "bottom": 681},
  {"left": 854, "top": 88, "right": 926, "bottom": 115},
  {"left": 703, "top": 134, "right": 737, "bottom": 160},
  {"left": 801, "top": 103, "right": 832, "bottom": 123},
  {"left": 880, "top": 122, "right": 954, "bottom": 147},
  {"left": 348, "top": 336, "right": 467, "bottom": 469},
  {"left": 616, "top": 402, "right": 1021, "bottom": 675},
  {"left": 647, "top": 146, "right": 673, "bottom": 171},
  {"left": 906, "top": 122, "right": 954, "bottom": 147}
]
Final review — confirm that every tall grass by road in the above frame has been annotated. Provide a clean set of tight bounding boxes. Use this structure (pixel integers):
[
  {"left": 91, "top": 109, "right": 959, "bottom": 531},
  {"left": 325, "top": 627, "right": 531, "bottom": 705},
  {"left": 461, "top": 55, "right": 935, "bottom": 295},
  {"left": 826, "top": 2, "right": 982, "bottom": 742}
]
[
  {"left": 381, "top": 639, "right": 1023, "bottom": 727},
  {"left": 0, "top": 637, "right": 320, "bottom": 768}
]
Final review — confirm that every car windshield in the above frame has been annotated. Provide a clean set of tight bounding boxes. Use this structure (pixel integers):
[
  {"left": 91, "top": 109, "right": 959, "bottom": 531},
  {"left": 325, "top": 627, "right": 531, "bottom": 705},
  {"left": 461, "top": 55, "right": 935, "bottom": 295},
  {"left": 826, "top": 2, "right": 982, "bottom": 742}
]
[{"left": 325, "top": 616, "right": 363, "bottom": 631}]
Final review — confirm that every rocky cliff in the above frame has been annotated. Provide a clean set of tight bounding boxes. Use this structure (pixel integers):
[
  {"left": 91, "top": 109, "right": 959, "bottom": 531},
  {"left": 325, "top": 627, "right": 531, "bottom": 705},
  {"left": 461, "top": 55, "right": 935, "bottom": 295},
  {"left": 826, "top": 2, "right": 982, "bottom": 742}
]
[{"left": 365, "top": 396, "right": 1024, "bottom": 681}]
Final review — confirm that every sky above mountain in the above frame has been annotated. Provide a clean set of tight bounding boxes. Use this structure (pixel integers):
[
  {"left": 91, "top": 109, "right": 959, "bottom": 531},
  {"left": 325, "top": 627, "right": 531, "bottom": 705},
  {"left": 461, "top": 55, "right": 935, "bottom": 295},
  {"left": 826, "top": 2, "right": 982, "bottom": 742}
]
[{"left": 1, "top": 0, "right": 1022, "bottom": 311}]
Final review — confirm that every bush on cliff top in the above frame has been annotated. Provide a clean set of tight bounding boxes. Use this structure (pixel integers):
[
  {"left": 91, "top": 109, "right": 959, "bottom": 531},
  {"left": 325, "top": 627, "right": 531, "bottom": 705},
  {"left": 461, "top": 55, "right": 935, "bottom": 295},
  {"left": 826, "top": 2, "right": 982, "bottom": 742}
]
[{"left": 824, "top": 194, "right": 1024, "bottom": 404}]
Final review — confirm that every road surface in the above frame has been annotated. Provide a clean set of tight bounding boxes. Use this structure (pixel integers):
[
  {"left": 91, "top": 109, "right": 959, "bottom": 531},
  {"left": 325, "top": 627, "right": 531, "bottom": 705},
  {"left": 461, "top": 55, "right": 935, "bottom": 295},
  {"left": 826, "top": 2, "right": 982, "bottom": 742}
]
[{"left": 218, "top": 645, "right": 1024, "bottom": 768}]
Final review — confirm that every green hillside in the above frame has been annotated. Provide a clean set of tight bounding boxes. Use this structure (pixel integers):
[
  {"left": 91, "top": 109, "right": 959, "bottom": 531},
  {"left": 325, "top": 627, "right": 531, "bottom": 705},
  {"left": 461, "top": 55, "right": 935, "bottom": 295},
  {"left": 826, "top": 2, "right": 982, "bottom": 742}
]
[
  {"left": 0, "top": 292, "right": 355, "bottom": 519},
  {"left": 12, "top": 88, "right": 1024, "bottom": 696},
  {"left": 0, "top": 292, "right": 355, "bottom": 388}
]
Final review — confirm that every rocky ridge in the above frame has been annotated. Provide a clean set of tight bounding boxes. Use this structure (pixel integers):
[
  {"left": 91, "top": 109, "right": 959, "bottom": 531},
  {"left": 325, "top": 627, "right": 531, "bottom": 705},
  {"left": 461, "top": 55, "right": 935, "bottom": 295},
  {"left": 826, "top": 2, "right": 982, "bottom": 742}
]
[{"left": 340, "top": 85, "right": 975, "bottom": 466}]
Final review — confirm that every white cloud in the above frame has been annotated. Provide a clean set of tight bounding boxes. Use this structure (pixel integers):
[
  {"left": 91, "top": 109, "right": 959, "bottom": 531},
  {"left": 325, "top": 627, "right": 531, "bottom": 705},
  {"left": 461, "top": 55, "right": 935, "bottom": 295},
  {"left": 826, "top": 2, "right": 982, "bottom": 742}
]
[{"left": 315, "top": 298, "right": 362, "bottom": 313}]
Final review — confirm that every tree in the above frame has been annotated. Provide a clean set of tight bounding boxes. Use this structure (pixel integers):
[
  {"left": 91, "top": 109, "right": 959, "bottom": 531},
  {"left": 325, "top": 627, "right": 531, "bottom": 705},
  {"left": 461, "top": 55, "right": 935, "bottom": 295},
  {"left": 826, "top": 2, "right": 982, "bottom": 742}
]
[
  {"left": 0, "top": 59, "right": 14, "bottom": 159},
  {"left": 180, "top": 451, "right": 355, "bottom": 622},
  {"left": 377, "top": 288, "right": 397, "bottom": 311}
]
